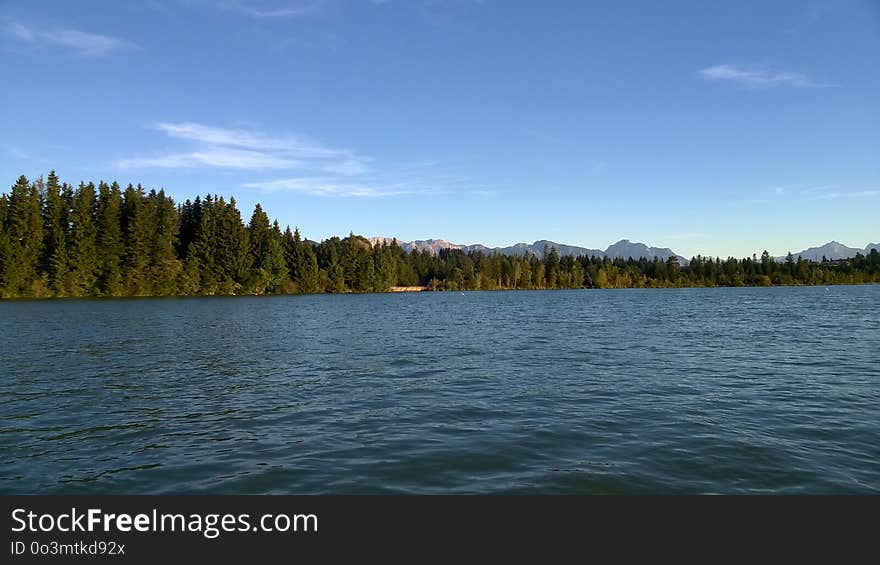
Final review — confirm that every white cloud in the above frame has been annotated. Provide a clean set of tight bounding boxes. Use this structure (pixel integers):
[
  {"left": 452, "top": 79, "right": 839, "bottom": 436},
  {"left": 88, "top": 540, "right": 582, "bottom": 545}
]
[
  {"left": 117, "top": 121, "right": 494, "bottom": 198},
  {"left": 116, "top": 148, "right": 301, "bottom": 170},
  {"left": 241, "top": 177, "right": 421, "bottom": 197},
  {"left": 4, "top": 18, "right": 136, "bottom": 56},
  {"left": 241, "top": 174, "right": 497, "bottom": 197},
  {"left": 799, "top": 185, "right": 837, "bottom": 195},
  {"left": 744, "top": 184, "right": 878, "bottom": 205},
  {"left": 698, "top": 64, "right": 837, "bottom": 88},
  {"left": 814, "top": 190, "right": 879, "bottom": 200},
  {"left": 214, "top": 1, "right": 326, "bottom": 19},
  {"left": 2, "top": 145, "right": 31, "bottom": 160},
  {"left": 116, "top": 122, "right": 370, "bottom": 175}
]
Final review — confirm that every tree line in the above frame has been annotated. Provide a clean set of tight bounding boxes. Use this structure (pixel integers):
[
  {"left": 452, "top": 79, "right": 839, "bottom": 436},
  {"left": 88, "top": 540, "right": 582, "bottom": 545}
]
[{"left": 0, "top": 173, "right": 878, "bottom": 298}]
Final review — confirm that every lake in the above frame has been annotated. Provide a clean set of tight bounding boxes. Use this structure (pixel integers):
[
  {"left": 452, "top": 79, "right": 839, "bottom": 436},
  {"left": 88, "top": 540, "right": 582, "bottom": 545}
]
[{"left": 1, "top": 286, "right": 878, "bottom": 494}]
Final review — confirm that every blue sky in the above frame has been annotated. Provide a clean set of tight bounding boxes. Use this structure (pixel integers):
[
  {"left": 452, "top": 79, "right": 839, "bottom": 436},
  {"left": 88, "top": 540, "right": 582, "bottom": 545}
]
[{"left": 2, "top": 0, "right": 878, "bottom": 258}]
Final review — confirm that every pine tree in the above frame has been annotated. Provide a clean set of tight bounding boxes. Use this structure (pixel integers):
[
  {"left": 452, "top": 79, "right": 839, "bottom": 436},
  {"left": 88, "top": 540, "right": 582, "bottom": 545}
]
[
  {"left": 122, "top": 185, "right": 153, "bottom": 296},
  {"left": 41, "top": 171, "right": 69, "bottom": 295},
  {"left": 248, "top": 204, "right": 271, "bottom": 266},
  {"left": 220, "top": 197, "right": 251, "bottom": 293},
  {"left": 194, "top": 197, "right": 251, "bottom": 294},
  {"left": 95, "top": 181, "right": 124, "bottom": 296},
  {"left": 355, "top": 252, "right": 375, "bottom": 292},
  {"left": 666, "top": 256, "right": 680, "bottom": 285},
  {"left": 298, "top": 238, "right": 320, "bottom": 293},
  {"left": 148, "top": 189, "right": 182, "bottom": 295},
  {"left": 187, "top": 195, "right": 219, "bottom": 294},
  {"left": 1, "top": 176, "right": 44, "bottom": 296},
  {"left": 66, "top": 182, "right": 98, "bottom": 296},
  {"left": 0, "top": 193, "right": 9, "bottom": 297},
  {"left": 544, "top": 247, "right": 560, "bottom": 289},
  {"left": 282, "top": 226, "right": 296, "bottom": 277},
  {"left": 262, "top": 229, "right": 287, "bottom": 293},
  {"left": 246, "top": 203, "right": 273, "bottom": 293},
  {"left": 373, "top": 244, "right": 397, "bottom": 291},
  {"left": 286, "top": 227, "right": 319, "bottom": 293},
  {"left": 177, "top": 196, "right": 202, "bottom": 261}
]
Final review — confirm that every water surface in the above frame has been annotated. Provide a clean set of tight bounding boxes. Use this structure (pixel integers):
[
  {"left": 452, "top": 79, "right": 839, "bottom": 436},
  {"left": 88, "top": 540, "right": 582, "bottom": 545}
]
[{"left": 1, "top": 286, "right": 878, "bottom": 493}]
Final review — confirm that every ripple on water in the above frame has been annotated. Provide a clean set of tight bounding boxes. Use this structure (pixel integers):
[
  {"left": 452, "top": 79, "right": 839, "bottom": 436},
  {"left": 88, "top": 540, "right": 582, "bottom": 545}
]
[{"left": 1, "top": 287, "right": 879, "bottom": 494}]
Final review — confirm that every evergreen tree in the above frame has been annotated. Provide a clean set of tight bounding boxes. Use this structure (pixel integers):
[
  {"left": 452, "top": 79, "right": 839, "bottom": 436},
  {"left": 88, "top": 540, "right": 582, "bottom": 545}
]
[
  {"left": 122, "top": 184, "right": 151, "bottom": 295},
  {"left": 248, "top": 204, "right": 271, "bottom": 266},
  {"left": 373, "top": 244, "right": 397, "bottom": 291},
  {"left": 261, "top": 226, "right": 287, "bottom": 293},
  {"left": 666, "top": 256, "right": 680, "bottom": 285},
  {"left": 95, "top": 181, "right": 124, "bottom": 296},
  {"left": 545, "top": 247, "right": 560, "bottom": 288},
  {"left": 285, "top": 227, "right": 319, "bottom": 293},
  {"left": 187, "top": 195, "right": 219, "bottom": 294},
  {"left": 66, "top": 182, "right": 98, "bottom": 296},
  {"left": 41, "top": 171, "right": 69, "bottom": 295},
  {"left": 148, "top": 189, "right": 182, "bottom": 295},
  {"left": 177, "top": 196, "right": 202, "bottom": 261},
  {"left": 190, "top": 197, "right": 251, "bottom": 294},
  {"left": 246, "top": 203, "right": 275, "bottom": 293},
  {"left": 218, "top": 197, "right": 251, "bottom": 293},
  {"left": 1, "top": 176, "right": 44, "bottom": 296},
  {"left": 0, "top": 193, "right": 8, "bottom": 296}
]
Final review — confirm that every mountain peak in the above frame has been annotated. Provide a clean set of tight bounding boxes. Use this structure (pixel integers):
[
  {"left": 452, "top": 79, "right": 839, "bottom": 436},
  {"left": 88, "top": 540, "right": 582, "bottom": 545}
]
[
  {"left": 777, "top": 240, "right": 873, "bottom": 261},
  {"left": 369, "top": 236, "right": 686, "bottom": 264}
]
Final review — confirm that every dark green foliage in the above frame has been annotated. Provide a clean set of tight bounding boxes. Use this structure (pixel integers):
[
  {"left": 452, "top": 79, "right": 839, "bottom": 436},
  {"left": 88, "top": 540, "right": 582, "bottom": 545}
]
[
  {"left": 284, "top": 227, "right": 319, "bottom": 293},
  {"left": 148, "top": 189, "right": 182, "bottom": 295},
  {"left": 41, "top": 172, "right": 69, "bottom": 295},
  {"left": 0, "top": 193, "right": 8, "bottom": 296},
  {"left": 66, "top": 182, "right": 98, "bottom": 296},
  {"left": 245, "top": 204, "right": 285, "bottom": 293},
  {"left": 122, "top": 184, "right": 150, "bottom": 296},
  {"left": 1, "top": 176, "right": 44, "bottom": 296},
  {"left": 186, "top": 196, "right": 249, "bottom": 294},
  {"left": 0, "top": 172, "right": 878, "bottom": 299},
  {"left": 96, "top": 181, "right": 124, "bottom": 296},
  {"left": 177, "top": 196, "right": 202, "bottom": 261}
]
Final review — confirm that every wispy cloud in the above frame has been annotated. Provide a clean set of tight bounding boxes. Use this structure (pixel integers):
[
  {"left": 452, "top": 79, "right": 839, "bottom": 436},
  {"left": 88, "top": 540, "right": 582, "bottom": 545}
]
[
  {"left": 813, "top": 190, "right": 879, "bottom": 200},
  {"left": 745, "top": 184, "right": 878, "bottom": 204},
  {"left": 2, "top": 145, "right": 31, "bottom": 160},
  {"left": 3, "top": 17, "right": 136, "bottom": 56},
  {"left": 213, "top": 1, "right": 326, "bottom": 19},
  {"left": 241, "top": 177, "right": 422, "bottom": 197},
  {"left": 116, "top": 148, "right": 301, "bottom": 171},
  {"left": 778, "top": 184, "right": 877, "bottom": 200},
  {"left": 698, "top": 64, "right": 837, "bottom": 89},
  {"left": 799, "top": 185, "right": 837, "bottom": 195},
  {"left": 116, "top": 122, "right": 370, "bottom": 175},
  {"left": 116, "top": 121, "right": 493, "bottom": 198},
  {"left": 242, "top": 173, "right": 493, "bottom": 198}
]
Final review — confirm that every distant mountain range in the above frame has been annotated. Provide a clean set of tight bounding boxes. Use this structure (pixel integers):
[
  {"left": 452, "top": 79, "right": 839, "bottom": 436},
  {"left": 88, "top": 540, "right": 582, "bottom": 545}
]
[
  {"left": 368, "top": 237, "right": 879, "bottom": 264},
  {"left": 776, "top": 241, "right": 880, "bottom": 262},
  {"left": 368, "top": 237, "right": 686, "bottom": 264}
]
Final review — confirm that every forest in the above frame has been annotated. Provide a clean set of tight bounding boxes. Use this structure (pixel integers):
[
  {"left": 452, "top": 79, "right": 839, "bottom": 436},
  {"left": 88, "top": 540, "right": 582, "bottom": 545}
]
[{"left": 1, "top": 173, "right": 878, "bottom": 299}]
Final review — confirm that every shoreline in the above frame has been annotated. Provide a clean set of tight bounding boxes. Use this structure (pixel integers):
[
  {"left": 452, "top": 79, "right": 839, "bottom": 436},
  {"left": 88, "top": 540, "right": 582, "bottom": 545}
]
[{"left": 1, "top": 282, "right": 876, "bottom": 302}]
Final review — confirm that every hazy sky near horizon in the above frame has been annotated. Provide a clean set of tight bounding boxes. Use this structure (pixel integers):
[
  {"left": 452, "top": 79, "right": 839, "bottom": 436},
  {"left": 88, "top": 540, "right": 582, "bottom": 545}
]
[{"left": 2, "top": 0, "right": 878, "bottom": 258}]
